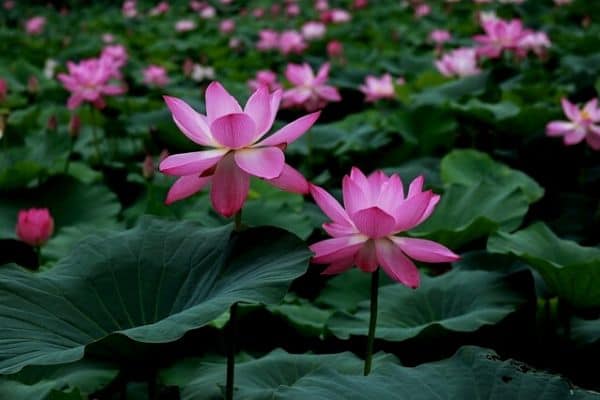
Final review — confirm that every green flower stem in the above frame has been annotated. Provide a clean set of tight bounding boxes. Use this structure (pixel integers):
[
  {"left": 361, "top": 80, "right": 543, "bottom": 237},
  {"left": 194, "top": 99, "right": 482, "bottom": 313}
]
[
  {"left": 225, "top": 302, "right": 238, "bottom": 400},
  {"left": 364, "top": 270, "right": 380, "bottom": 376},
  {"left": 89, "top": 105, "right": 102, "bottom": 164}
]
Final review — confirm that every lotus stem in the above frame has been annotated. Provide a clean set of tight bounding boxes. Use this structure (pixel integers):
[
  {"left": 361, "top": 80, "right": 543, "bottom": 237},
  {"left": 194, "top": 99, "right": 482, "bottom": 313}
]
[
  {"left": 225, "top": 302, "right": 238, "bottom": 400},
  {"left": 89, "top": 105, "right": 102, "bottom": 164},
  {"left": 364, "top": 269, "right": 379, "bottom": 376}
]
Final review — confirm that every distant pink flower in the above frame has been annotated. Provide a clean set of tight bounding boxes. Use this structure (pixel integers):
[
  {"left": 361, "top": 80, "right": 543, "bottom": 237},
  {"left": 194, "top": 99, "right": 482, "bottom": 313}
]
[
  {"left": 220, "top": 19, "right": 235, "bottom": 34},
  {"left": 25, "top": 16, "right": 46, "bottom": 35},
  {"left": 414, "top": 3, "right": 431, "bottom": 18},
  {"left": 321, "top": 8, "right": 351, "bottom": 24},
  {"left": 189, "top": 0, "right": 203, "bottom": 11},
  {"left": 279, "top": 30, "right": 308, "bottom": 54},
  {"left": 248, "top": 70, "right": 281, "bottom": 92},
  {"left": 429, "top": 29, "right": 451, "bottom": 45},
  {"left": 252, "top": 8, "right": 265, "bottom": 18},
  {"left": 309, "top": 169, "right": 459, "bottom": 287},
  {"left": 554, "top": 0, "right": 572, "bottom": 5},
  {"left": 176, "top": 19, "right": 197, "bottom": 32},
  {"left": 327, "top": 40, "right": 343, "bottom": 57},
  {"left": 16, "top": 208, "right": 54, "bottom": 247},
  {"left": 519, "top": 31, "right": 551, "bottom": 58},
  {"left": 144, "top": 65, "right": 169, "bottom": 87},
  {"left": 122, "top": 0, "right": 137, "bottom": 17},
  {"left": 286, "top": 3, "right": 300, "bottom": 16},
  {"left": 435, "top": 47, "right": 480, "bottom": 77},
  {"left": 0, "top": 79, "right": 7, "bottom": 102},
  {"left": 315, "top": 0, "right": 329, "bottom": 11},
  {"left": 3, "top": 0, "right": 15, "bottom": 10},
  {"left": 546, "top": 98, "right": 600, "bottom": 150},
  {"left": 58, "top": 57, "right": 126, "bottom": 110},
  {"left": 256, "top": 29, "right": 280, "bottom": 51},
  {"left": 199, "top": 5, "right": 216, "bottom": 19},
  {"left": 101, "top": 44, "right": 128, "bottom": 76},
  {"left": 302, "top": 21, "right": 326, "bottom": 40},
  {"left": 353, "top": 0, "right": 368, "bottom": 9},
  {"left": 159, "top": 83, "right": 320, "bottom": 215},
  {"left": 360, "top": 74, "right": 396, "bottom": 102},
  {"left": 283, "top": 63, "right": 341, "bottom": 112},
  {"left": 474, "top": 18, "right": 529, "bottom": 59},
  {"left": 102, "top": 33, "right": 115, "bottom": 43},
  {"left": 149, "top": 1, "right": 169, "bottom": 16}
]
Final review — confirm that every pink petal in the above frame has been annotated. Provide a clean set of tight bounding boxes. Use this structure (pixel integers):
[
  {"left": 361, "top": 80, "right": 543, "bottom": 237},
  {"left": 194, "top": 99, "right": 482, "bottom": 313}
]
[
  {"left": 323, "top": 222, "right": 356, "bottom": 237},
  {"left": 163, "top": 96, "right": 215, "bottom": 146},
  {"left": 205, "top": 81, "right": 243, "bottom": 123},
  {"left": 546, "top": 121, "right": 575, "bottom": 137},
  {"left": 310, "top": 235, "right": 367, "bottom": 264},
  {"left": 416, "top": 194, "right": 440, "bottom": 226},
  {"left": 585, "top": 131, "right": 600, "bottom": 150},
  {"left": 285, "top": 63, "right": 313, "bottom": 86},
  {"left": 244, "top": 86, "right": 273, "bottom": 136},
  {"left": 561, "top": 98, "right": 580, "bottom": 122},
  {"left": 67, "top": 94, "right": 83, "bottom": 110},
  {"left": 159, "top": 149, "right": 227, "bottom": 176},
  {"left": 233, "top": 147, "right": 284, "bottom": 179},
  {"left": 583, "top": 98, "right": 598, "bottom": 118},
  {"left": 342, "top": 174, "right": 369, "bottom": 216},
  {"left": 321, "top": 257, "right": 355, "bottom": 275},
  {"left": 310, "top": 185, "right": 354, "bottom": 226},
  {"left": 257, "top": 111, "right": 321, "bottom": 147},
  {"left": 376, "top": 174, "right": 403, "bottom": 215},
  {"left": 407, "top": 175, "right": 424, "bottom": 198},
  {"left": 354, "top": 240, "right": 378, "bottom": 272},
  {"left": 314, "top": 62, "right": 330, "bottom": 84},
  {"left": 315, "top": 86, "right": 341, "bottom": 101},
  {"left": 392, "top": 237, "right": 460, "bottom": 263},
  {"left": 563, "top": 127, "right": 586, "bottom": 145},
  {"left": 210, "top": 153, "right": 250, "bottom": 217},
  {"left": 165, "top": 175, "right": 211, "bottom": 204},
  {"left": 375, "top": 239, "right": 420, "bottom": 288},
  {"left": 393, "top": 190, "right": 435, "bottom": 232},
  {"left": 210, "top": 112, "right": 257, "bottom": 149},
  {"left": 266, "top": 163, "right": 309, "bottom": 194},
  {"left": 351, "top": 207, "right": 396, "bottom": 238}
]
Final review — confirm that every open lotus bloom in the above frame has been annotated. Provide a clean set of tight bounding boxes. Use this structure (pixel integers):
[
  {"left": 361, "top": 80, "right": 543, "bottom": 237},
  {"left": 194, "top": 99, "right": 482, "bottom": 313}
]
[
  {"left": 160, "top": 82, "right": 321, "bottom": 216},
  {"left": 309, "top": 169, "right": 460, "bottom": 288},
  {"left": 359, "top": 74, "right": 396, "bottom": 102},
  {"left": 546, "top": 98, "right": 600, "bottom": 150},
  {"left": 435, "top": 47, "right": 480, "bottom": 78},
  {"left": 282, "top": 62, "right": 341, "bottom": 112},
  {"left": 57, "top": 57, "right": 126, "bottom": 110},
  {"left": 474, "top": 18, "right": 529, "bottom": 59}
]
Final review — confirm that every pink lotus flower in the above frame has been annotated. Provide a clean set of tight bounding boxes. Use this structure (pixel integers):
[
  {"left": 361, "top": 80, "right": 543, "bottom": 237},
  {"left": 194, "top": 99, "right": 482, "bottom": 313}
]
[
  {"left": 256, "top": 29, "right": 280, "bottom": 51},
  {"left": 429, "top": 29, "right": 451, "bottom": 45},
  {"left": 122, "top": 0, "right": 137, "bottom": 17},
  {"left": 302, "top": 21, "right": 326, "bottom": 41},
  {"left": 360, "top": 74, "right": 396, "bottom": 102},
  {"left": 286, "top": 3, "right": 300, "bottom": 16},
  {"left": 310, "top": 169, "right": 459, "bottom": 287},
  {"left": 519, "top": 31, "right": 551, "bottom": 58},
  {"left": 327, "top": 40, "right": 343, "bottom": 57},
  {"left": 199, "top": 6, "right": 216, "bottom": 19},
  {"left": 25, "top": 16, "right": 46, "bottom": 35},
  {"left": 16, "top": 208, "right": 54, "bottom": 247},
  {"left": 143, "top": 65, "right": 169, "bottom": 87},
  {"left": 546, "top": 98, "right": 600, "bottom": 150},
  {"left": 353, "top": 0, "right": 368, "bottom": 9},
  {"left": 321, "top": 8, "right": 351, "bottom": 24},
  {"left": 102, "top": 33, "right": 115, "bottom": 43},
  {"left": 315, "top": 0, "right": 329, "bottom": 11},
  {"left": 474, "top": 18, "right": 529, "bottom": 59},
  {"left": 101, "top": 44, "right": 128, "bottom": 78},
  {"left": 414, "top": 3, "right": 431, "bottom": 18},
  {"left": 435, "top": 47, "right": 480, "bottom": 78},
  {"left": 57, "top": 57, "right": 126, "bottom": 110},
  {"left": 0, "top": 79, "right": 7, "bottom": 102},
  {"left": 278, "top": 30, "right": 308, "bottom": 55},
  {"left": 282, "top": 63, "right": 341, "bottom": 112},
  {"left": 149, "top": 1, "right": 169, "bottom": 16},
  {"left": 159, "top": 82, "right": 320, "bottom": 216},
  {"left": 176, "top": 19, "right": 197, "bottom": 32},
  {"left": 219, "top": 19, "right": 235, "bottom": 34},
  {"left": 248, "top": 70, "right": 281, "bottom": 92}
]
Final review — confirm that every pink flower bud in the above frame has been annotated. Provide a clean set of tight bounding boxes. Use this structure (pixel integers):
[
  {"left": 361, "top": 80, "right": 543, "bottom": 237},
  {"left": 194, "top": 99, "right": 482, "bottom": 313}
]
[
  {"left": 0, "top": 79, "right": 7, "bottom": 102},
  {"left": 16, "top": 208, "right": 55, "bottom": 247},
  {"left": 326, "top": 40, "right": 343, "bottom": 57},
  {"left": 69, "top": 115, "right": 81, "bottom": 137}
]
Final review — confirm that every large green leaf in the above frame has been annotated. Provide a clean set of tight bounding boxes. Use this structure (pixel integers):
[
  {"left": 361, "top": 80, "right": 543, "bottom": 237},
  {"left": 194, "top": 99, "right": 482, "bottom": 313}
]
[
  {"left": 441, "top": 149, "right": 544, "bottom": 203},
  {"left": 410, "top": 150, "right": 542, "bottom": 248},
  {"left": 0, "top": 218, "right": 311, "bottom": 374},
  {"left": 0, "top": 176, "right": 120, "bottom": 240},
  {"left": 327, "top": 268, "right": 528, "bottom": 341},
  {"left": 161, "top": 347, "right": 599, "bottom": 400},
  {"left": 0, "top": 361, "right": 117, "bottom": 400},
  {"left": 488, "top": 223, "right": 600, "bottom": 308}
]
